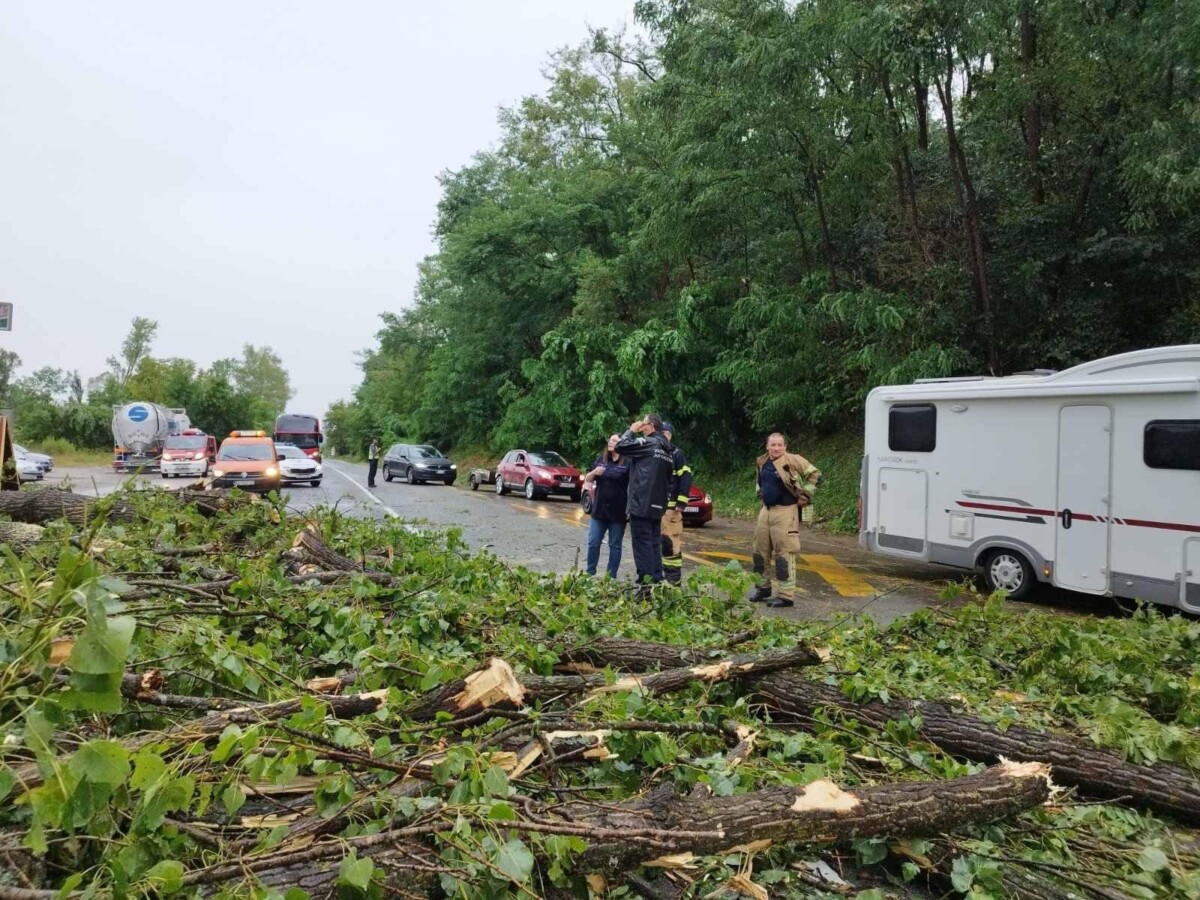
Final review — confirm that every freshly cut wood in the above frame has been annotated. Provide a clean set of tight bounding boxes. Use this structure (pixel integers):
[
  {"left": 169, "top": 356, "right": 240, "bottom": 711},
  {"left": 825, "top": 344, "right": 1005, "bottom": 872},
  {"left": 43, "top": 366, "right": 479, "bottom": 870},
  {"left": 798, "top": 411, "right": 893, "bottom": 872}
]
[
  {"left": 403, "top": 657, "right": 526, "bottom": 720},
  {"left": 756, "top": 672, "right": 1200, "bottom": 825},
  {"left": 281, "top": 523, "right": 359, "bottom": 573},
  {"left": 0, "top": 521, "right": 45, "bottom": 552},
  {"left": 524, "top": 644, "right": 821, "bottom": 702},
  {"left": 571, "top": 760, "right": 1052, "bottom": 874}
]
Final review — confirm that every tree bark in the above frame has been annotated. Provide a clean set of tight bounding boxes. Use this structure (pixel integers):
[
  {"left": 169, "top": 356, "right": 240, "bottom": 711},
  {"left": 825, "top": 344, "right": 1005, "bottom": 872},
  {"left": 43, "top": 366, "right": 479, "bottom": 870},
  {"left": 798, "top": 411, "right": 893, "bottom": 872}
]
[
  {"left": 569, "top": 761, "right": 1051, "bottom": 874},
  {"left": 558, "top": 637, "right": 726, "bottom": 673},
  {"left": 912, "top": 60, "right": 929, "bottom": 152},
  {"left": 933, "top": 48, "right": 997, "bottom": 371},
  {"left": 0, "top": 521, "right": 45, "bottom": 552},
  {"left": 281, "top": 524, "right": 360, "bottom": 573},
  {"left": 0, "top": 488, "right": 135, "bottom": 526},
  {"left": 1019, "top": 0, "right": 1045, "bottom": 204},
  {"left": 756, "top": 673, "right": 1200, "bottom": 825}
]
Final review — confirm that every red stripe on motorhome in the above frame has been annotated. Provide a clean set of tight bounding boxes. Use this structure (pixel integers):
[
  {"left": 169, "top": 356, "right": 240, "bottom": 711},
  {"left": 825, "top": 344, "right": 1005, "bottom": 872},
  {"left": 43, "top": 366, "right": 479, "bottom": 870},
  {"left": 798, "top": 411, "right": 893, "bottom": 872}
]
[{"left": 956, "top": 501, "right": 1200, "bottom": 533}]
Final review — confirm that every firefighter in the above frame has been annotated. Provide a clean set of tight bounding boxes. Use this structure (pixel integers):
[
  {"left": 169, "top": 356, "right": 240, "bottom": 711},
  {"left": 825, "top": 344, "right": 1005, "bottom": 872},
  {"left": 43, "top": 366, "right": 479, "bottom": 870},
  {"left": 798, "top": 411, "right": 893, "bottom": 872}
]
[
  {"left": 747, "top": 432, "right": 821, "bottom": 608},
  {"left": 614, "top": 414, "right": 674, "bottom": 589},
  {"left": 659, "top": 422, "right": 692, "bottom": 586}
]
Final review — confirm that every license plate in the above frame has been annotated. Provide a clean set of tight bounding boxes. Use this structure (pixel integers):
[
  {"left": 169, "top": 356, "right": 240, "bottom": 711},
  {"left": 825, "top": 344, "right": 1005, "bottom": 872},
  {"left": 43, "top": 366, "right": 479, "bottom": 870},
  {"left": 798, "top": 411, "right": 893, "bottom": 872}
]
[
  {"left": 685, "top": 506, "right": 699, "bottom": 513},
  {"left": 236, "top": 479, "right": 256, "bottom": 487}
]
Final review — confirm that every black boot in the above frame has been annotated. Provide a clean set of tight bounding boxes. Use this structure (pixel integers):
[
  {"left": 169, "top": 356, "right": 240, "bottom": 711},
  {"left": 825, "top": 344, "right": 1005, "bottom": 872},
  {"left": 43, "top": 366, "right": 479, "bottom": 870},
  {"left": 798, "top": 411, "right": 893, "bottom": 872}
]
[
  {"left": 766, "top": 594, "right": 794, "bottom": 608},
  {"left": 747, "top": 584, "right": 772, "bottom": 603}
]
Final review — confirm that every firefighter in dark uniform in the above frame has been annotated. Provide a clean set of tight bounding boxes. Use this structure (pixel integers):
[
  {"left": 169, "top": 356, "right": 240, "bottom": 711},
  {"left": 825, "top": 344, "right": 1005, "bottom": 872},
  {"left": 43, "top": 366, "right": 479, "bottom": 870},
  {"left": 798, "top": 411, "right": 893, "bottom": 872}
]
[{"left": 659, "top": 422, "right": 692, "bottom": 586}]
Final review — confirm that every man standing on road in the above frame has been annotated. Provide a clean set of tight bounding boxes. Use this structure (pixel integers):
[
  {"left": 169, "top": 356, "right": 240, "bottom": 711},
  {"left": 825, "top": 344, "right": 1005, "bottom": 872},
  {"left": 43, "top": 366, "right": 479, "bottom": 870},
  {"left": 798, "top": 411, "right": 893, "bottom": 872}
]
[
  {"left": 615, "top": 414, "right": 674, "bottom": 590},
  {"left": 748, "top": 432, "right": 821, "bottom": 608},
  {"left": 367, "top": 437, "right": 381, "bottom": 489},
  {"left": 659, "top": 422, "right": 692, "bottom": 587}
]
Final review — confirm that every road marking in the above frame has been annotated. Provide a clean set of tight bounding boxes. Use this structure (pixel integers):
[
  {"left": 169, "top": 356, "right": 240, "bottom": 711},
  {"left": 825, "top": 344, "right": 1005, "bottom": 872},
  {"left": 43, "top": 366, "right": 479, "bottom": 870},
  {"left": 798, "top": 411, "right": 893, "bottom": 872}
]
[
  {"left": 325, "top": 462, "right": 399, "bottom": 518},
  {"left": 800, "top": 554, "right": 876, "bottom": 597},
  {"left": 694, "top": 550, "right": 752, "bottom": 562}
]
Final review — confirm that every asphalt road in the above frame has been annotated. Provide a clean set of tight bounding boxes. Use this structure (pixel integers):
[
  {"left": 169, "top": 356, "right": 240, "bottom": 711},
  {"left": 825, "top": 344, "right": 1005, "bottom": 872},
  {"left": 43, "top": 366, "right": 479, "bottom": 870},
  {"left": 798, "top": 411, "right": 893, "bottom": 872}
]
[{"left": 41, "top": 460, "right": 1106, "bottom": 624}]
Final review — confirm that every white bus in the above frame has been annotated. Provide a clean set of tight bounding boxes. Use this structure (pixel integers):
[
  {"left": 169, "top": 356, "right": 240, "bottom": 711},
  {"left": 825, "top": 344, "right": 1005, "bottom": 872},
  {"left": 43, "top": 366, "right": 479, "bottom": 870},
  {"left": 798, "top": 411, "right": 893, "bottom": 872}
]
[{"left": 859, "top": 345, "right": 1200, "bottom": 611}]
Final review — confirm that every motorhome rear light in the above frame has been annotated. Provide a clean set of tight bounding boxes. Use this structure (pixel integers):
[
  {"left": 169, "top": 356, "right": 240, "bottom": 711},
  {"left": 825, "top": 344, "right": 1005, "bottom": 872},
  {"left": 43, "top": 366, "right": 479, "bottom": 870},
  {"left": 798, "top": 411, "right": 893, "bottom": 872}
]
[{"left": 857, "top": 495, "right": 863, "bottom": 531}]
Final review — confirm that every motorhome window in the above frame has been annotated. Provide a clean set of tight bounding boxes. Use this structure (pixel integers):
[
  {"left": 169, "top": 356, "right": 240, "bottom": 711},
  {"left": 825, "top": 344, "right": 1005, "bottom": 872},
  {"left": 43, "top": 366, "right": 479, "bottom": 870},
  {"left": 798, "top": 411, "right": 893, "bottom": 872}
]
[
  {"left": 1144, "top": 420, "right": 1200, "bottom": 470},
  {"left": 888, "top": 405, "right": 937, "bottom": 452}
]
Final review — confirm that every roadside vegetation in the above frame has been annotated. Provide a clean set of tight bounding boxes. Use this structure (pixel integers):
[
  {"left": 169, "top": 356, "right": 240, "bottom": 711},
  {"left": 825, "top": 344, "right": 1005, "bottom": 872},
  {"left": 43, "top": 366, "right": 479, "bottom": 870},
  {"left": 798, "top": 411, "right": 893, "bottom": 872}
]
[
  {"left": 327, "top": 0, "right": 1200, "bottom": 502},
  {"left": 1, "top": 488, "right": 1198, "bottom": 896},
  {"left": 0, "top": 318, "right": 294, "bottom": 451}
]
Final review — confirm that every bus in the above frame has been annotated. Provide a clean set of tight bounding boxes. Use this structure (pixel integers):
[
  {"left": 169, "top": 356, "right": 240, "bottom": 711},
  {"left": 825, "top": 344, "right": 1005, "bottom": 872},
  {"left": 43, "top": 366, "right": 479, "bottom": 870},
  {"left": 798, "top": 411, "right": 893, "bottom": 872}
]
[{"left": 273, "top": 413, "right": 323, "bottom": 461}]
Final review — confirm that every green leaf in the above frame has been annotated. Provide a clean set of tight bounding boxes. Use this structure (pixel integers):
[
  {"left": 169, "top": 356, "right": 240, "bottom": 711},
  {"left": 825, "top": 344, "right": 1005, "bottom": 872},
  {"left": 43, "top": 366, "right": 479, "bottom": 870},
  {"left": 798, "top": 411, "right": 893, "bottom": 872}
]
[
  {"left": 337, "top": 854, "right": 374, "bottom": 890},
  {"left": 950, "top": 857, "right": 975, "bottom": 892},
  {"left": 493, "top": 838, "right": 535, "bottom": 883},
  {"left": 145, "top": 860, "right": 185, "bottom": 894},
  {"left": 854, "top": 891, "right": 886, "bottom": 900},
  {"left": 854, "top": 837, "right": 889, "bottom": 866},
  {"left": 222, "top": 783, "right": 246, "bottom": 816},
  {"left": 1138, "top": 846, "right": 1169, "bottom": 873},
  {"left": 482, "top": 764, "right": 509, "bottom": 797},
  {"left": 70, "top": 615, "right": 136, "bottom": 674},
  {"left": 69, "top": 740, "right": 130, "bottom": 785}
]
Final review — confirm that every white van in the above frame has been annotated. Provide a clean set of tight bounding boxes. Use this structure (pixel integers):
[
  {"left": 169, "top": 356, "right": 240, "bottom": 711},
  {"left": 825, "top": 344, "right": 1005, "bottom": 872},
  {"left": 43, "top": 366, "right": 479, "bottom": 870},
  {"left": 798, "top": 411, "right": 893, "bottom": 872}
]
[{"left": 859, "top": 345, "right": 1200, "bottom": 611}]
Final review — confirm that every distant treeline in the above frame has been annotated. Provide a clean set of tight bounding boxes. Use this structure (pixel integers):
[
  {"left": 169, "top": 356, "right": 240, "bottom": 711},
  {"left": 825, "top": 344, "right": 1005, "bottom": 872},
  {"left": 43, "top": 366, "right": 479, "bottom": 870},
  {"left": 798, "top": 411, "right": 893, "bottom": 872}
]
[
  {"left": 4, "top": 318, "right": 293, "bottom": 449},
  {"left": 329, "top": 0, "right": 1200, "bottom": 465}
]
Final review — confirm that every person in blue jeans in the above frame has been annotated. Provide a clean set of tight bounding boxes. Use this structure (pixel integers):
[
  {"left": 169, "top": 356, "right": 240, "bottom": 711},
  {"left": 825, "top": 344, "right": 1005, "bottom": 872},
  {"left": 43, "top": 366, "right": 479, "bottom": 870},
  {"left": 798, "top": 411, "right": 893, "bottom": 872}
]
[{"left": 584, "top": 434, "right": 629, "bottom": 577}]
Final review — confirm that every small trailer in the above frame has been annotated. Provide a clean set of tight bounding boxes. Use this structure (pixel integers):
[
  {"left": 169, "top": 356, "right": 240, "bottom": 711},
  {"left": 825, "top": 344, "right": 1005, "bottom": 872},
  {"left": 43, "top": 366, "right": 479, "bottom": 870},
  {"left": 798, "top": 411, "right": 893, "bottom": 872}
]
[
  {"left": 859, "top": 345, "right": 1200, "bottom": 611},
  {"left": 467, "top": 467, "right": 496, "bottom": 491}
]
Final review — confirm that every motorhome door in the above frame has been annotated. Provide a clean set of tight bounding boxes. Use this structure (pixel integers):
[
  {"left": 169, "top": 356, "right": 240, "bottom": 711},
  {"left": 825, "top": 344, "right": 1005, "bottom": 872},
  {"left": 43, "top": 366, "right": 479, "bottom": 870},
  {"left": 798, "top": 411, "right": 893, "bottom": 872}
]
[
  {"left": 876, "top": 467, "right": 928, "bottom": 557},
  {"left": 1054, "top": 405, "right": 1112, "bottom": 594},
  {"left": 1183, "top": 540, "right": 1200, "bottom": 614}
]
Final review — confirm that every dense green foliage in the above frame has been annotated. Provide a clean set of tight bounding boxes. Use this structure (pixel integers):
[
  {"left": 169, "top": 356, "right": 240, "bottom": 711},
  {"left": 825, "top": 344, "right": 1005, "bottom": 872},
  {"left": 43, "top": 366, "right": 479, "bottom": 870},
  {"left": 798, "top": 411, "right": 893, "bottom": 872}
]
[
  {"left": 10, "top": 319, "right": 294, "bottom": 450},
  {"left": 1, "top": 491, "right": 1198, "bottom": 896},
  {"left": 331, "top": 0, "right": 1200, "bottom": 470}
]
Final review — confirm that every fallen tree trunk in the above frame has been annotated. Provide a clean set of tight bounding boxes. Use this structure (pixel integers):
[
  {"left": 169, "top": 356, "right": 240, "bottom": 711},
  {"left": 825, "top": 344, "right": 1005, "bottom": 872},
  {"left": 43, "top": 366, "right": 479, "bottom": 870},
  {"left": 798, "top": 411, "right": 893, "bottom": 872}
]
[
  {"left": 524, "top": 644, "right": 821, "bottom": 702},
  {"left": 757, "top": 673, "right": 1200, "bottom": 825},
  {"left": 281, "top": 524, "right": 360, "bottom": 574},
  {"left": 557, "top": 637, "right": 721, "bottom": 673},
  {"left": 0, "top": 521, "right": 45, "bottom": 552},
  {"left": 0, "top": 488, "right": 136, "bottom": 526},
  {"left": 188, "top": 761, "right": 1052, "bottom": 891}
]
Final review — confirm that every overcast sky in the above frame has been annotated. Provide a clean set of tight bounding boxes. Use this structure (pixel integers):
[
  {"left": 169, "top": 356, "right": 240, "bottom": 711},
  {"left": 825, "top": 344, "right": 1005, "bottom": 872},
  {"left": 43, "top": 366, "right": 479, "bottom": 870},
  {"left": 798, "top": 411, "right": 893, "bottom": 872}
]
[{"left": 0, "top": 1, "right": 634, "bottom": 418}]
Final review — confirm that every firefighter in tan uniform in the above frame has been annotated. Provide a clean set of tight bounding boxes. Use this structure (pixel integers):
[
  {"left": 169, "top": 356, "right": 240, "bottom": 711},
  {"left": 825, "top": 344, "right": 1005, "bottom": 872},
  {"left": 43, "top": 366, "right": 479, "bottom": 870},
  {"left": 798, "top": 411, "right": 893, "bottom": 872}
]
[{"left": 747, "top": 433, "right": 821, "bottom": 608}]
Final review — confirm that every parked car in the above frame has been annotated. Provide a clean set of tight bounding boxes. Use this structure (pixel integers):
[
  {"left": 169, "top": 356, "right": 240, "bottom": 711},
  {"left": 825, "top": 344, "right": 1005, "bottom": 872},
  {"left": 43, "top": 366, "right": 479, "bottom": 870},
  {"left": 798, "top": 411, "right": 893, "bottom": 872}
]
[
  {"left": 210, "top": 431, "right": 281, "bottom": 494},
  {"left": 14, "top": 444, "right": 52, "bottom": 472},
  {"left": 580, "top": 479, "right": 714, "bottom": 525},
  {"left": 496, "top": 450, "right": 582, "bottom": 501},
  {"left": 16, "top": 454, "right": 44, "bottom": 482},
  {"left": 276, "top": 443, "right": 323, "bottom": 487},
  {"left": 382, "top": 443, "right": 457, "bottom": 485},
  {"left": 160, "top": 430, "right": 217, "bottom": 479}
]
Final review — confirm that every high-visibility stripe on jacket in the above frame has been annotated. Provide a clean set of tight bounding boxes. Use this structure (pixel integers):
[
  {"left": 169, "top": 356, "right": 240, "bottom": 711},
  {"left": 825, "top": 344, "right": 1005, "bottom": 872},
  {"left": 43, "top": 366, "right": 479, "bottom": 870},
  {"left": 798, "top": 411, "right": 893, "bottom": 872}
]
[{"left": 666, "top": 447, "right": 693, "bottom": 509}]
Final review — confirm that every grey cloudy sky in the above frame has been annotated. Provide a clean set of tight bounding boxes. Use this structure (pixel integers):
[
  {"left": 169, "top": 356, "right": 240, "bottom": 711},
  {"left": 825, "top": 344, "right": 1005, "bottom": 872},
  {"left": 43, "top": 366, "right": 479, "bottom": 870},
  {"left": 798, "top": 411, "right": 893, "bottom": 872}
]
[{"left": 0, "top": 0, "right": 634, "bottom": 418}]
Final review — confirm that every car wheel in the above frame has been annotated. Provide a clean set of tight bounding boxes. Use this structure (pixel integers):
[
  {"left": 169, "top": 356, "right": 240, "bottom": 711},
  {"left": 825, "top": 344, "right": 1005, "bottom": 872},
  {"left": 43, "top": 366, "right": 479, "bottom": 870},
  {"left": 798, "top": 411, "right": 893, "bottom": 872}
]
[
  {"left": 161, "top": 472, "right": 168, "bottom": 479},
  {"left": 444, "top": 478, "right": 455, "bottom": 486},
  {"left": 470, "top": 474, "right": 478, "bottom": 490},
  {"left": 569, "top": 489, "right": 581, "bottom": 504},
  {"left": 496, "top": 476, "right": 507, "bottom": 495},
  {"left": 311, "top": 479, "right": 322, "bottom": 487},
  {"left": 524, "top": 478, "right": 539, "bottom": 500},
  {"left": 981, "top": 549, "right": 1035, "bottom": 600},
  {"left": 580, "top": 492, "right": 592, "bottom": 514},
  {"left": 384, "top": 465, "right": 394, "bottom": 483},
  {"left": 406, "top": 467, "right": 417, "bottom": 485}
]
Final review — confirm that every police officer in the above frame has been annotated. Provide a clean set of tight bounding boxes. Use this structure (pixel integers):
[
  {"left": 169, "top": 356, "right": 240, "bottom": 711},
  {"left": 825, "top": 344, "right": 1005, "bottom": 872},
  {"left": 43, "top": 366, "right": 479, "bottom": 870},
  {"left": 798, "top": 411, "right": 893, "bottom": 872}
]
[
  {"left": 367, "top": 436, "right": 381, "bottom": 488},
  {"left": 659, "top": 422, "right": 692, "bottom": 586},
  {"left": 748, "top": 432, "right": 821, "bottom": 608},
  {"left": 614, "top": 414, "right": 674, "bottom": 589}
]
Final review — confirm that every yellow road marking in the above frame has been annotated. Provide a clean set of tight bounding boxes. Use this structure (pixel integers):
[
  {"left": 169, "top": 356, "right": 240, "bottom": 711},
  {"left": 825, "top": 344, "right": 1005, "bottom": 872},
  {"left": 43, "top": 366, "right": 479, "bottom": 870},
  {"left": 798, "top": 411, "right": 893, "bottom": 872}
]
[
  {"left": 800, "top": 554, "right": 875, "bottom": 597},
  {"left": 693, "top": 550, "right": 752, "bottom": 562}
]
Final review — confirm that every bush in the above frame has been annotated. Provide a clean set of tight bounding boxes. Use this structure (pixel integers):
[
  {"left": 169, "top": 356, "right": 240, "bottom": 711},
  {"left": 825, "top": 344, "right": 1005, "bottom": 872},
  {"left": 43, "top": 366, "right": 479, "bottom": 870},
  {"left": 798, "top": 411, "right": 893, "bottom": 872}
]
[{"left": 30, "top": 437, "right": 77, "bottom": 456}]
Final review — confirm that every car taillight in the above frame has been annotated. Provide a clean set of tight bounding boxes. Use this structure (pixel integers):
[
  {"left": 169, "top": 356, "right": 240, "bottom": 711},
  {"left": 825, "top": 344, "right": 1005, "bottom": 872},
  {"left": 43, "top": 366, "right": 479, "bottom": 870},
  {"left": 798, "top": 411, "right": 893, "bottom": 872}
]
[{"left": 194, "top": 452, "right": 206, "bottom": 460}]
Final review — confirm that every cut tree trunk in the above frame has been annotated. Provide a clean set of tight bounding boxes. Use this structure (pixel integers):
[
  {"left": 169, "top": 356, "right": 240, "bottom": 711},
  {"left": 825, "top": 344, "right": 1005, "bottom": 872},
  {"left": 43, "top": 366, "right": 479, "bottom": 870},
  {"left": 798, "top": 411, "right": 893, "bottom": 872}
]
[
  {"left": 558, "top": 637, "right": 730, "bottom": 673},
  {"left": 281, "top": 524, "right": 360, "bottom": 574},
  {"left": 0, "top": 521, "right": 45, "bottom": 552},
  {"left": 0, "top": 488, "right": 136, "bottom": 526},
  {"left": 756, "top": 673, "right": 1200, "bottom": 825}
]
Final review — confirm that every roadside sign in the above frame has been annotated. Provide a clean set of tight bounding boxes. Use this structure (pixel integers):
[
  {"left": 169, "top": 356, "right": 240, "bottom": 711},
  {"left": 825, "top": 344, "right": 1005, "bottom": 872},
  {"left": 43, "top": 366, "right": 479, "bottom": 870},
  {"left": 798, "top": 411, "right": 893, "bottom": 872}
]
[{"left": 0, "top": 303, "right": 10, "bottom": 331}]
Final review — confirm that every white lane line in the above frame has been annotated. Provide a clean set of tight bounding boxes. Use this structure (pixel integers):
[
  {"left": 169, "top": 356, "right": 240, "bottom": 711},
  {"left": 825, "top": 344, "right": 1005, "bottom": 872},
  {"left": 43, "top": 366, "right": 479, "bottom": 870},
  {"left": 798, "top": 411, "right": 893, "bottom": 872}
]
[{"left": 326, "top": 461, "right": 400, "bottom": 518}]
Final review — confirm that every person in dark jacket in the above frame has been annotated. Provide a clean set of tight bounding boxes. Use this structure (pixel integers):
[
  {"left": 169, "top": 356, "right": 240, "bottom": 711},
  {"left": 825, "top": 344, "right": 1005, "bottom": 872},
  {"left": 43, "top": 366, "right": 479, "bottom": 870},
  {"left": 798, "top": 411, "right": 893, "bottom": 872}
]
[
  {"left": 614, "top": 414, "right": 674, "bottom": 586},
  {"left": 659, "top": 422, "right": 692, "bottom": 586},
  {"left": 583, "top": 434, "right": 629, "bottom": 578}
]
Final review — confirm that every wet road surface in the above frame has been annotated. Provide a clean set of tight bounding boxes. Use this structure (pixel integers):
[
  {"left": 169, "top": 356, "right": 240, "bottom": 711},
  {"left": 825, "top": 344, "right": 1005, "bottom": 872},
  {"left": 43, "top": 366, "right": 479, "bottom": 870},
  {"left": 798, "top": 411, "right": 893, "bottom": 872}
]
[{"left": 42, "top": 461, "right": 1113, "bottom": 624}]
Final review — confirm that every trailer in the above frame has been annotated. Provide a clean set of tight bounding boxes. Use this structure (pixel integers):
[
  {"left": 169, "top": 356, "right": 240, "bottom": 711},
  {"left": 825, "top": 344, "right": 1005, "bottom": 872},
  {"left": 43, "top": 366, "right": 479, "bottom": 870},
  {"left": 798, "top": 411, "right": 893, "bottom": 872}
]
[
  {"left": 859, "top": 345, "right": 1200, "bottom": 612},
  {"left": 467, "top": 467, "right": 496, "bottom": 491}
]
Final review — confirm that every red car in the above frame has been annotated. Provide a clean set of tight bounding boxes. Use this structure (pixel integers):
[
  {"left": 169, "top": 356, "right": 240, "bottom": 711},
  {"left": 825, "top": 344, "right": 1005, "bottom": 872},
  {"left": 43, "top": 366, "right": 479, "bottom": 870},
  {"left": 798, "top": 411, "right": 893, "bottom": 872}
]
[
  {"left": 495, "top": 450, "right": 583, "bottom": 501},
  {"left": 580, "top": 480, "right": 715, "bottom": 526}
]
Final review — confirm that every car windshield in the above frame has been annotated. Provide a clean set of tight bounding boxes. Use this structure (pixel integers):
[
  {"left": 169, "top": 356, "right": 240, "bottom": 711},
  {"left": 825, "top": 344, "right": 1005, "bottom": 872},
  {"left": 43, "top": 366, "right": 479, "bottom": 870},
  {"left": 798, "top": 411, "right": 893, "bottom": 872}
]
[
  {"left": 276, "top": 446, "right": 307, "bottom": 460},
  {"left": 411, "top": 446, "right": 443, "bottom": 459},
  {"left": 165, "top": 436, "right": 207, "bottom": 450},
  {"left": 218, "top": 444, "right": 274, "bottom": 461},
  {"left": 530, "top": 452, "right": 569, "bottom": 467},
  {"left": 277, "top": 433, "right": 319, "bottom": 449}
]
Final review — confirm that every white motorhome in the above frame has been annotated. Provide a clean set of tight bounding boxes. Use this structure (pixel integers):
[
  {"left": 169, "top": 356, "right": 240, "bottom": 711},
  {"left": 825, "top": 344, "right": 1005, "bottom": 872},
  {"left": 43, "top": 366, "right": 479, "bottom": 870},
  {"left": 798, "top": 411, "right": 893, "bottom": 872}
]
[{"left": 859, "top": 345, "right": 1200, "bottom": 611}]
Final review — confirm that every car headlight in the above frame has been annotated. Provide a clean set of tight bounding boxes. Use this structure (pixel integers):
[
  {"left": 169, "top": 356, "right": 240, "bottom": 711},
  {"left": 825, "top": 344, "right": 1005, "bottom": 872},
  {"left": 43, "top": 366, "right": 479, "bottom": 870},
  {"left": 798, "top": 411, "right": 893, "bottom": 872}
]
[
  {"left": 704, "top": 494, "right": 712, "bottom": 503},
  {"left": 212, "top": 469, "right": 225, "bottom": 478},
  {"left": 450, "top": 464, "right": 457, "bottom": 469},
  {"left": 265, "top": 466, "right": 278, "bottom": 477}
]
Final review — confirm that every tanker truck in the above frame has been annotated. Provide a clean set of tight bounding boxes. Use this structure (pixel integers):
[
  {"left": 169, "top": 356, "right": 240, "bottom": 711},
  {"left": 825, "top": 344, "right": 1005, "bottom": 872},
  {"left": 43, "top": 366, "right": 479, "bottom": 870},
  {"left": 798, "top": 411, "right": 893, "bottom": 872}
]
[{"left": 112, "top": 403, "right": 190, "bottom": 472}]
